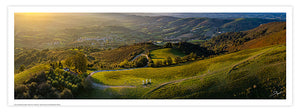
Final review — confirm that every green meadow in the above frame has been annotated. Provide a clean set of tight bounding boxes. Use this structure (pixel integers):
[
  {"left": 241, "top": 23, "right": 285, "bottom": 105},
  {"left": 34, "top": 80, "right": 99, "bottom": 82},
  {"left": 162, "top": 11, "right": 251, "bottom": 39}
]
[
  {"left": 89, "top": 45, "right": 285, "bottom": 98},
  {"left": 150, "top": 48, "right": 186, "bottom": 63}
]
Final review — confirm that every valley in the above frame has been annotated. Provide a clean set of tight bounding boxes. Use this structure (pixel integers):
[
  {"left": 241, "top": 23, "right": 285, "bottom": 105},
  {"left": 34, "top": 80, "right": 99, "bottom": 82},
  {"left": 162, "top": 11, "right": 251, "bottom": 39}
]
[{"left": 14, "top": 13, "right": 286, "bottom": 99}]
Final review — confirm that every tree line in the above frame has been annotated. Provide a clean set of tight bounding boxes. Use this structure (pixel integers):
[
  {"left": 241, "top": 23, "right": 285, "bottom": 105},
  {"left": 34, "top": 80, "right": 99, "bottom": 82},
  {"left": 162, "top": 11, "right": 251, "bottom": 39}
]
[
  {"left": 15, "top": 65, "right": 89, "bottom": 99},
  {"left": 148, "top": 52, "right": 197, "bottom": 67}
]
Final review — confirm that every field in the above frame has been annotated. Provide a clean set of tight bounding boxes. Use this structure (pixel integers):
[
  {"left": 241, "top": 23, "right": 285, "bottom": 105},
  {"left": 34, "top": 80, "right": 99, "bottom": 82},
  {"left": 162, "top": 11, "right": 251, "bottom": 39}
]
[
  {"left": 89, "top": 45, "right": 285, "bottom": 98},
  {"left": 149, "top": 48, "right": 186, "bottom": 63}
]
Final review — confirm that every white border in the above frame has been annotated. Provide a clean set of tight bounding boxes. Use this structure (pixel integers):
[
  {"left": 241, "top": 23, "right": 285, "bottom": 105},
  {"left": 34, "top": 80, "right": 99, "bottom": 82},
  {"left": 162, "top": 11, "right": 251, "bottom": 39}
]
[{"left": 8, "top": 6, "right": 293, "bottom": 106}]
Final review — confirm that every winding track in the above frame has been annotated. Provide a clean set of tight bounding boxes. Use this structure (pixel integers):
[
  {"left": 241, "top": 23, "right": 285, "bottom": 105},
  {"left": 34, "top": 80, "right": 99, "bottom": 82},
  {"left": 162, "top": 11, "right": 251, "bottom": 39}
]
[{"left": 87, "top": 53, "right": 150, "bottom": 89}]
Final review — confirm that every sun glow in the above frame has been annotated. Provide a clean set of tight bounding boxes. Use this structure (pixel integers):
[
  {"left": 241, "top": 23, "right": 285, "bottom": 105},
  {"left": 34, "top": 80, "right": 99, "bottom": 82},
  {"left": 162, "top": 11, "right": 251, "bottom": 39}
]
[{"left": 15, "top": 13, "right": 56, "bottom": 17}]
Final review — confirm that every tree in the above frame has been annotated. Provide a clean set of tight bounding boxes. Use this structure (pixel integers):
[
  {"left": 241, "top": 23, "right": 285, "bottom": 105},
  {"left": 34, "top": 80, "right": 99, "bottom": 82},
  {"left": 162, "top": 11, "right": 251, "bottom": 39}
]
[
  {"left": 155, "top": 60, "right": 162, "bottom": 67},
  {"left": 73, "top": 53, "right": 87, "bottom": 73},
  {"left": 147, "top": 59, "right": 154, "bottom": 67},
  {"left": 38, "top": 82, "right": 52, "bottom": 96},
  {"left": 71, "top": 84, "right": 78, "bottom": 93},
  {"left": 52, "top": 80, "right": 59, "bottom": 87},
  {"left": 164, "top": 42, "right": 173, "bottom": 48},
  {"left": 47, "top": 87, "right": 60, "bottom": 98},
  {"left": 28, "top": 82, "right": 38, "bottom": 96},
  {"left": 119, "top": 59, "right": 129, "bottom": 68},
  {"left": 166, "top": 56, "right": 173, "bottom": 65},
  {"left": 148, "top": 62, "right": 153, "bottom": 67},
  {"left": 19, "top": 64, "right": 25, "bottom": 72},
  {"left": 189, "top": 52, "right": 197, "bottom": 60},
  {"left": 15, "top": 84, "right": 28, "bottom": 99},
  {"left": 65, "top": 57, "right": 73, "bottom": 67},
  {"left": 174, "top": 56, "right": 182, "bottom": 64},
  {"left": 66, "top": 53, "right": 88, "bottom": 72},
  {"left": 59, "top": 61, "right": 63, "bottom": 69},
  {"left": 134, "top": 56, "right": 148, "bottom": 67},
  {"left": 162, "top": 60, "right": 167, "bottom": 66},
  {"left": 36, "top": 72, "right": 47, "bottom": 83},
  {"left": 60, "top": 88, "right": 73, "bottom": 98}
]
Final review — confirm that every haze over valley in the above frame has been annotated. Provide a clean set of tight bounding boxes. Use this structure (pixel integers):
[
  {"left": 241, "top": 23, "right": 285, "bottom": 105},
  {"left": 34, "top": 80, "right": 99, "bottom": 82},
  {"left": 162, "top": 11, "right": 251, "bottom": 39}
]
[{"left": 14, "top": 13, "right": 286, "bottom": 99}]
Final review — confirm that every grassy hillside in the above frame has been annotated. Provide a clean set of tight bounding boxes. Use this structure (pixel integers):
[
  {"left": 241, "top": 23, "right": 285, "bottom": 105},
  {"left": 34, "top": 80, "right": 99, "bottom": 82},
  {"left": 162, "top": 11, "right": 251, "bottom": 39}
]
[
  {"left": 150, "top": 48, "right": 186, "bottom": 63},
  {"left": 14, "top": 48, "right": 79, "bottom": 71},
  {"left": 89, "top": 44, "right": 285, "bottom": 99},
  {"left": 221, "top": 18, "right": 280, "bottom": 32},
  {"left": 203, "top": 22, "right": 286, "bottom": 53},
  {"left": 14, "top": 64, "right": 50, "bottom": 84},
  {"left": 92, "top": 46, "right": 275, "bottom": 86},
  {"left": 239, "top": 29, "right": 286, "bottom": 50},
  {"left": 145, "top": 45, "right": 285, "bottom": 99}
]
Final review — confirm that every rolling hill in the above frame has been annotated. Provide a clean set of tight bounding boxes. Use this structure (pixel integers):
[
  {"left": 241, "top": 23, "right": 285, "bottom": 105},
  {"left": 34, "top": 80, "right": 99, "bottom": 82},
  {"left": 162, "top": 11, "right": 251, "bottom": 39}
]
[
  {"left": 89, "top": 45, "right": 285, "bottom": 99},
  {"left": 202, "top": 22, "right": 286, "bottom": 53},
  {"left": 144, "top": 45, "right": 285, "bottom": 99},
  {"left": 87, "top": 21, "right": 286, "bottom": 99},
  {"left": 149, "top": 48, "right": 186, "bottom": 63}
]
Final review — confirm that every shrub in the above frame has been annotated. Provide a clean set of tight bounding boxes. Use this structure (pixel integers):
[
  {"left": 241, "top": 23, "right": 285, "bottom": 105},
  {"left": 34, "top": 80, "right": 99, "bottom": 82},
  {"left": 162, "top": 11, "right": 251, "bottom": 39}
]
[{"left": 60, "top": 88, "right": 73, "bottom": 98}]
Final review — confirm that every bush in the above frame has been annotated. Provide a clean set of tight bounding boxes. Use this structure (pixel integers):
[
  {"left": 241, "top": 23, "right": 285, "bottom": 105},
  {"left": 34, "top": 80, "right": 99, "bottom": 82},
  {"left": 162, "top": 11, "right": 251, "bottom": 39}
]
[
  {"left": 134, "top": 56, "right": 148, "bottom": 67},
  {"left": 15, "top": 85, "right": 28, "bottom": 98},
  {"left": 119, "top": 59, "right": 129, "bottom": 68},
  {"left": 38, "top": 82, "right": 52, "bottom": 95},
  {"left": 174, "top": 56, "right": 182, "bottom": 64},
  {"left": 60, "top": 88, "right": 73, "bottom": 98},
  {"left": 19, "top": 64, "right": 25, "bottom": 72},
  {"left": 166, "top": 56, "right": 173, "bottom": 65}
]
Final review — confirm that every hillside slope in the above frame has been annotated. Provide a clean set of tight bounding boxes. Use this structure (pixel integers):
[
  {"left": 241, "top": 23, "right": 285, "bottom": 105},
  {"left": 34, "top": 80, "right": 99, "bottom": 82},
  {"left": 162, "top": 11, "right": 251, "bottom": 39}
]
[
  {"left": 145, "top": 45, "right": 285, "bottom": 99},
  {"left": 221, "top": 18, "right": 279, "bottom": 32},
  {"left": 90, "top": 45, "right": 285, "bottom": 99},
  {"left": 203, "top": 22, "right": 286, "bottom": 53}
]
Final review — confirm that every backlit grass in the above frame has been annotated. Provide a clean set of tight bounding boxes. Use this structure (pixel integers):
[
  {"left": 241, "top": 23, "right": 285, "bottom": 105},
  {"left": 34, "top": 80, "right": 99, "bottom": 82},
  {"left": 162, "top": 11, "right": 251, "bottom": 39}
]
[
  {"left": 150, "top": 48, "right": 186, "bottom": 63},
  {"left": 146, "top": 45, "right": 286, "bottom": 99},
  {"left": 91, "top": 45, "right": 275, "bottom": 87},
  {"left": 14, "top": 64, "right": 50, "bottom": 84}
]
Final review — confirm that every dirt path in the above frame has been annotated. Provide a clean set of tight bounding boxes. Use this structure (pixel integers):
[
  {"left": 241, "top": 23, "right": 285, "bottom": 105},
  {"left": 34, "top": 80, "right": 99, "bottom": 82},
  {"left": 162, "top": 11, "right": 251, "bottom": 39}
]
[
  {"left": 227, "top": 47, "right": 274, "bottom": 74},
  {"left": 131, "top": 53, "right": 150, "bottom": 62},
  {"left": 87, "top": 73, "right": 136, "bottom": 89},
  {"left": 87, "top": 69, "right": 140, "bottom": 89},
  {"left": 87, "top": 52, "right": 150, "bottom": 89},
  {"left": 130, "top": 53, "right": 150, "bottom": 67}
]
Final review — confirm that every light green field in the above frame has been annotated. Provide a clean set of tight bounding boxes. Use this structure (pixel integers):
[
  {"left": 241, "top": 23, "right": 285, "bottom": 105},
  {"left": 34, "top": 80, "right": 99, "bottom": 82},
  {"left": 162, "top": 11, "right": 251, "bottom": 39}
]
[
  {"left": 89, "top": 45, "right": 285, "bottom": 98},
  {"left": 14, "top": 64, "right": 50, "bottom": 84},
  {"left": 187, "top": 39, "right": 205, "bottom": 44},
  {"left": 146, "top": 45, "right": 286, "bottom": 99},
  {"left": 150, "top": 48, "right": 186, "bottom": 63}
]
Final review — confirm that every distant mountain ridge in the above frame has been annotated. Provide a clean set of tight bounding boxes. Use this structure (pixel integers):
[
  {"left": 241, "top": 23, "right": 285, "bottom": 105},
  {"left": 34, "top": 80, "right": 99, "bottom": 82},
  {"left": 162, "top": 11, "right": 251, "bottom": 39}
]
[
  {"left": 15, "top": 13, "right": 284, "bottom": 49},
  {"left": 129, "top": 13, "right": 286, "bottom": 20}
]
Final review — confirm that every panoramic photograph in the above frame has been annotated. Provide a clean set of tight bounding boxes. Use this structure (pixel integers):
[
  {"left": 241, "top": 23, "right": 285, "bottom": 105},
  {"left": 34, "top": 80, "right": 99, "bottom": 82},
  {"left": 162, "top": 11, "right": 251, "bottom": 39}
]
[{"left": 14, "top": 13, "right": 286, "bottom": 99}]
